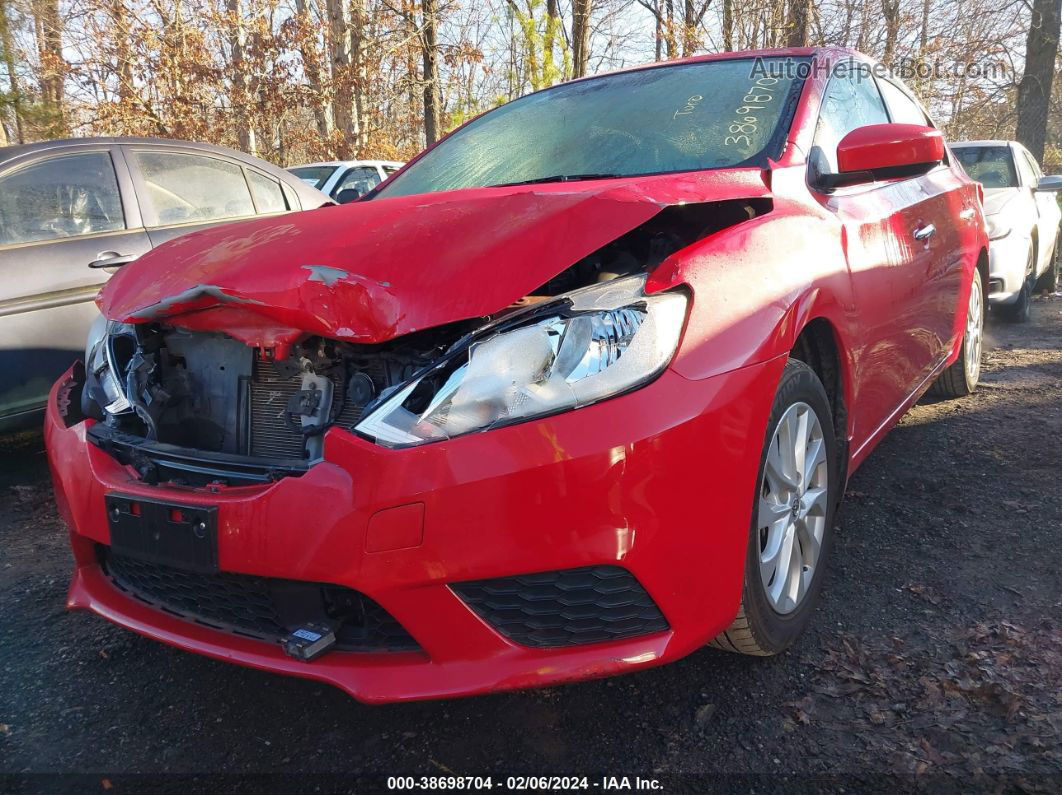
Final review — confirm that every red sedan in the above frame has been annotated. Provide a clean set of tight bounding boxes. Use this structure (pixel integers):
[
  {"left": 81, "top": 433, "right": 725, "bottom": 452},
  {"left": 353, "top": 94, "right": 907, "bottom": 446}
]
[{"left": 46, "top": 47, "right": 987, "bottom": 702}]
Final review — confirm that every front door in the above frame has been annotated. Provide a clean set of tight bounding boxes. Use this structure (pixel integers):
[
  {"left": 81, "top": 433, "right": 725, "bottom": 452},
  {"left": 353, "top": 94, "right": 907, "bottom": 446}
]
[{"left": 0, "top": 148, "right": 151, "bottom": 426}]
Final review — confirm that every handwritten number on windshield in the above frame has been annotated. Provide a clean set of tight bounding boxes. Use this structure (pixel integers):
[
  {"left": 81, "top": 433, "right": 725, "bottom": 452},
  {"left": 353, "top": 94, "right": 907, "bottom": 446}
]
[{"left": 725, "top": 76, "right": 779, "bottom": 148}]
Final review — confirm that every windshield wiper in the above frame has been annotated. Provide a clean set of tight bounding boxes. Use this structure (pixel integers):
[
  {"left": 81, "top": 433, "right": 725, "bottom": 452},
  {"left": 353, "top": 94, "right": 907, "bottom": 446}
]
[{"left": 488, "top": 173, "right": 620, "bottom": 188}]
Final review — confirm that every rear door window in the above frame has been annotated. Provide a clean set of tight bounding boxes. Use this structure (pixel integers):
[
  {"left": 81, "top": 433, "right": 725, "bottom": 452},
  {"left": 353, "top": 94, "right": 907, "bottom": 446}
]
[
  {"left": 247, "top": 170, "right": 288, "bottom": 214},
  {"left": 132, "top": 151, "right": 255, "bottom": 226},
  {"left": 0, "top": 152, "right": 125, "bottom": 246}
]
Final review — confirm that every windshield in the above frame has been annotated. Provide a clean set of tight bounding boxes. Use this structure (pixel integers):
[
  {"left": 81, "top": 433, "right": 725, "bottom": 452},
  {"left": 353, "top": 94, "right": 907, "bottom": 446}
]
[
  {"left": 378, "top": 57, "right": 807, "bottom": 198},
  {"left": 288, "top": 166, "right": 337, "bottom": 189},
  {"left": 952, "top": 146, "right": 1017, "bottom": 189}
]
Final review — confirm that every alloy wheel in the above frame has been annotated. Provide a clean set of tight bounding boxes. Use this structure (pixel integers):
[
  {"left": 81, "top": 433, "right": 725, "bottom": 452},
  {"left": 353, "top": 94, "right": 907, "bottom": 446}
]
[
  {"left": 757, "top": 401, "right": 829, "bottom": 615},
  {"left": 965, "top": 274, "right": 984, "bottom": 383}
]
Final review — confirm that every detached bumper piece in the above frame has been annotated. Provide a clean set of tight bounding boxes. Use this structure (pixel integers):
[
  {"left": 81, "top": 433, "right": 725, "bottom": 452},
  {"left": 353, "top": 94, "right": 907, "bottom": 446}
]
[
  {"left": 452, "top": 565, "right": 669, "bottom": 648},
  {"left": 98, "top": 547, "right": 419, "bottom": 654}
]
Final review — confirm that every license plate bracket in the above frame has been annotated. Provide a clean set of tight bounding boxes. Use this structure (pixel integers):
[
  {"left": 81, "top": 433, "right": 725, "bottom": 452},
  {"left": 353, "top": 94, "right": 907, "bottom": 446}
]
[{"left": 106, "top": 494, "right": 218, "bottom": 573}]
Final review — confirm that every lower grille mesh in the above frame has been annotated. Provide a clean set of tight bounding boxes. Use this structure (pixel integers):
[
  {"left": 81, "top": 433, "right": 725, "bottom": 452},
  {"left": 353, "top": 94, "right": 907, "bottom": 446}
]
[
  {"left": 100, "top": 547, "right": 419, "bottom": 652},
  {"left": 452, "top": 565, "right": 669, "bottom": 648}
]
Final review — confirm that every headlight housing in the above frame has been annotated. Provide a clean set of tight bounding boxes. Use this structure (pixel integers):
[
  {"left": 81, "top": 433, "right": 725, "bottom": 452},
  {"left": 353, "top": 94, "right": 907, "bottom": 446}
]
[
  {"left": 986, "top": 215, "right": 1011, "bottom": 240},
  {"left": 84, "top": 315, "right": 133, "bottom": 415},
  {"left": 355, "top": 276, "right": 688, "bottom": 448}
]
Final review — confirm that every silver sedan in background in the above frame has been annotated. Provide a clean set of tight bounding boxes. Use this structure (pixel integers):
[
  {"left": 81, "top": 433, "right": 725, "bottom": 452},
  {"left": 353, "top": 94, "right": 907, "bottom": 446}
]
[{"left": 0, "top": 137, "right": 331, "bottom": 431}]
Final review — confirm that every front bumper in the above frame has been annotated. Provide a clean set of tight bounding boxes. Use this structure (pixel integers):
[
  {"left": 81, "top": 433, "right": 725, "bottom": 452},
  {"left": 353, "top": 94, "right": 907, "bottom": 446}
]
[
  {"left": 986, "top": 232, "right": 1031, "bottom": 304},
  {"left": 46, "top": 357, "right": 782, "bottom": 702}
]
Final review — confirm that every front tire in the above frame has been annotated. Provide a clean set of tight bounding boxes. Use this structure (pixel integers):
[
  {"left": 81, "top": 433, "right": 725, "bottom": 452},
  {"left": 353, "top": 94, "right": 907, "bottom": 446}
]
[
  {"left": 931, "top": 268, "right": 984, "bottom": 398},
  {"left": 711, "top": 359, "right": 839, "bottom": 656}
]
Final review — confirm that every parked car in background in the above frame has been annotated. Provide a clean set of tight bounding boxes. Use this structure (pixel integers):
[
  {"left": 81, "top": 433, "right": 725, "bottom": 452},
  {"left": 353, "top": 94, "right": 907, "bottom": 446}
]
[
  {"left": 952, "top": 140, "right": 1062, "bottom": 321},
  {"left": 0, "top": 137, "right": 330, "bottom": 431},
  {"left": 47, "top": 48, "right": 988, "bottom": 703},
  {"left": 288, "top": 160, "right": 404, "bottom": 203}
]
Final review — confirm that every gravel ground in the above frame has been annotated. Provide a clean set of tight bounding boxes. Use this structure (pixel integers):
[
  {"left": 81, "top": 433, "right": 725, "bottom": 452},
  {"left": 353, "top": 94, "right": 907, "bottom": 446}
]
[{"left": 2, "top": 298, "right": 1060, "bottom": 792}]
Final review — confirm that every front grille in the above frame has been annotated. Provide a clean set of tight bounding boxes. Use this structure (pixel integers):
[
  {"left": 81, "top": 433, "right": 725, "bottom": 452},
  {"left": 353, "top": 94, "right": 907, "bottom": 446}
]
[
  {"left": 99, "top": 547, "right": 418, "bottom": 652},
  {"left": 452, "top": 565, "right": 669, "bottom": 648}
]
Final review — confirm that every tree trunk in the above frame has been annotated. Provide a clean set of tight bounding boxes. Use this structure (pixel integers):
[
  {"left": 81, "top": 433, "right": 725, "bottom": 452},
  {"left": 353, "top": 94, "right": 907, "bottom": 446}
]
[
  {"left": 351, "top": 0, "right": 367, "bottom": 152},
  {"left": 33, "top": 0, "right": 66, "bottom": 131},
  {"left": 571, "top": 0, "right": 591, "bottom": 77},
  {"left": 880, "top": 0, "right": 900, "bottom": 66},
  {"left": 722, "top": 0, "right": 733, "bottom": 50},
  {"left": 664, "top": 0, "right": 676, "bottom": 58},
  {"left": 294, "top": 0, "right": 332, "bottom": 143},
  {"left": 1015, "top": 0, "right": 1061, "bottom": 162},
  {"left": 109, "top": 0, "right": 133, "bottom": 105},
  {"left": 327, "top": 0, "right": 355, "bottom": 158},
  {"left": 786, "top": 0, "right": 810, "bottom": 47},
  {"left": 227, "top": 0, "right": 257, "bottom": 155},
  {"left": 0, "top": 0, "right": 23, "bottom": 143},
  {"left": 421, "top": 0, "right": 440, "bottom": 145}
]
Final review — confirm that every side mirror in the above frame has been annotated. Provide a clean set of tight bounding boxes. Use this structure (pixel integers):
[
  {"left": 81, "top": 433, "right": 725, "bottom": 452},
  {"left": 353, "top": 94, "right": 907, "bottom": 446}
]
[
  {"left": 335, "top": 187, "right": 364, "bottom": 204},
  {"left": 818, "top": 124, "right": 944, "bottom": 190},
  {"left": 1035, "top": 175, "right": 1062, "bottom": 193}
]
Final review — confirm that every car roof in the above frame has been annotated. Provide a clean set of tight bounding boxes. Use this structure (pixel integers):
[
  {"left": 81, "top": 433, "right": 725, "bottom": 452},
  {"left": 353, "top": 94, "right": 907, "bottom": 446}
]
[
  {"left": 951, "top": 140, "right": 1015, "bottom": 149},
  {"left": 0, "top": 136, "right": 271, "bottom": 162},
  {"left": 290, "top": 160, "right": 405, "bottom": 169}
]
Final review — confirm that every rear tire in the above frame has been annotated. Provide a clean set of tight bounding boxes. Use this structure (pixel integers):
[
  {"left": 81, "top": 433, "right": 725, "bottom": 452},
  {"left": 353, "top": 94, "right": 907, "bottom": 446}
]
[
  {"left": 931, "top": 268, "right": 984, "bottom": 398},
  {"left": 711, "top": 359, "right": 839, "bottom": 656},
  {"left": 1034, "top": 242, "right": 1058, "bottom": 294}
]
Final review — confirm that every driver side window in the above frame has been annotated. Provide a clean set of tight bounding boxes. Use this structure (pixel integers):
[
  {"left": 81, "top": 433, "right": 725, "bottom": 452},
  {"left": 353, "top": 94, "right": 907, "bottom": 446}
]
[
  {"left": 333, "top": 166, "right": 381, "bottom": 199},
  {"left": 812, "top": 64, "right": 890, "bottom": 174}
]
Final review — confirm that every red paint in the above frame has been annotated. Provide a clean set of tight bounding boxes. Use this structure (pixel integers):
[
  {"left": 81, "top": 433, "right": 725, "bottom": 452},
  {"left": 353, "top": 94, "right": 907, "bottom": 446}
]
[
  {"left": 837, "top": 124, "right": 945, "bottom": 174},
  {"left": 48, "top": 46, "right": 988, "bottom": 702}
]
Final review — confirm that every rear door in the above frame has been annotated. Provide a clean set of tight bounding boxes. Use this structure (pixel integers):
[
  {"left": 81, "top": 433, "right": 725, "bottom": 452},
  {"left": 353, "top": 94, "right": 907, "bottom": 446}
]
[
  {"left": 0, "top": 146, "right": 151, "bottom": 424},
  {"left": 123, "top": 146, "right": 295, "bottom": 246}
]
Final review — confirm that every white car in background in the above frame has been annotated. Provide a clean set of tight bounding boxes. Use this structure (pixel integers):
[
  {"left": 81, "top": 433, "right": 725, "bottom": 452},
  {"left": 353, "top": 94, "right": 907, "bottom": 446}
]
[
  {"left": 287, "top": 160, "right": 404, "bottom": 204},
  {"left": 952, "top": 140, "right": 1062, "bottom": 322}
]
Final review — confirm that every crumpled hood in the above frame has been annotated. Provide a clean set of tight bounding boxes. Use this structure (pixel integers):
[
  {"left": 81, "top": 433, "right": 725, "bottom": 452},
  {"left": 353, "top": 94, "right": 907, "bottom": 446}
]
[
  {"left": 99, "top": 169, "right": 770, "bottom": 348},
  {"left": 982, "top": 188, "right": 1018, "bottom": 217}
]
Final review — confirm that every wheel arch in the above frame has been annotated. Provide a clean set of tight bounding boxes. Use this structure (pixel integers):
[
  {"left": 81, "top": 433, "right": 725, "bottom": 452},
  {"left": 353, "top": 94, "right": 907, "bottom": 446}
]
[{"left": 789, "top": 315, "right": 852, "bottom": 488}]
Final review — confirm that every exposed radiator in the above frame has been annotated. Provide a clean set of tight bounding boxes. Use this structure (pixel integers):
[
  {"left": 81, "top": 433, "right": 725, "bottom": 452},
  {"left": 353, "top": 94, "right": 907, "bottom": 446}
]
[
  {"left": 248, "top": 359, "right": 367, "bottom": 459},
  {"left": 248, "top": 358, "right": 308, "bottom": 459}
]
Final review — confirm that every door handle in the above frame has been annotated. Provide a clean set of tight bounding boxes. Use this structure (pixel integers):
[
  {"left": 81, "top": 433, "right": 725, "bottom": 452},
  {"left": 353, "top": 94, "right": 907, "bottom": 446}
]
[
  {"left": 88, "top": 251, "right": 138, "bottom": 269},
  {"left": 913, "top": 224, "right": 936, "bottom": 241}
]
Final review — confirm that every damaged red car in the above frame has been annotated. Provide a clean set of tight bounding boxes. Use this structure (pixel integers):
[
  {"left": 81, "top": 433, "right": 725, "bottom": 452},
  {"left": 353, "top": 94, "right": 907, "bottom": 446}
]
[{"left": 46, "top": 47, "right": 988, "bottom": 702}]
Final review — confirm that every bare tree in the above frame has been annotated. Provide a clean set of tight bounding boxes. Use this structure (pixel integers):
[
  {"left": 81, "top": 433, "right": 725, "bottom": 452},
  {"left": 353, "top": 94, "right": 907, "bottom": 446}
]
[
  {"left": 0, "top": 0, "right": 23, "bottom": 143},
  {"left": 1015, "top": 0, "right": 1061, "bottom": 161},
  {"left": 421, "top": 0, "right": 440, "bottom": 144},
  {"left": 787, "top": 0, "right": 811, "bottom": 46},
  {"left": 227, "top": 0, "right": 256, "bottom": 154},
  {"left": 32, "top": 0, "right": 65, "bottom": 132},
  {"left": 571, "top": 0, "right": 591, "bottom": 77}
]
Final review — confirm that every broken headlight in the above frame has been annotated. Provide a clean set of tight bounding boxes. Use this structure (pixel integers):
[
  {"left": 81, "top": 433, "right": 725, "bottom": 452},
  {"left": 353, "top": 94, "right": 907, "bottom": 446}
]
[
  {"left": 355, "top": 276, "right": 688, "bottom": 447},
  {"left": 83, "top": 314, "right": 133, "bottom": 415}
]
